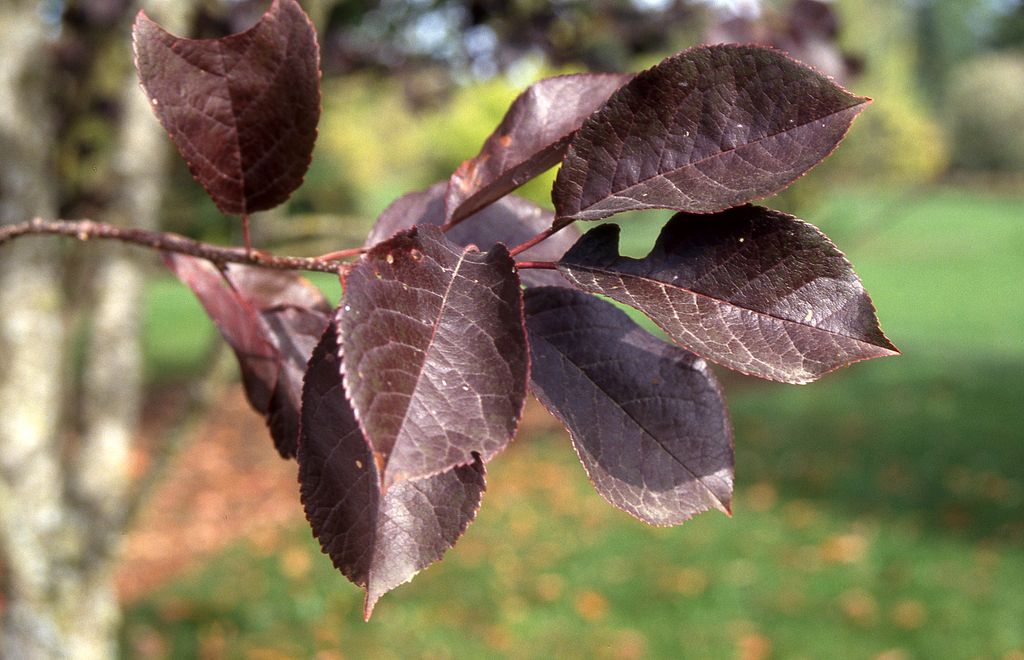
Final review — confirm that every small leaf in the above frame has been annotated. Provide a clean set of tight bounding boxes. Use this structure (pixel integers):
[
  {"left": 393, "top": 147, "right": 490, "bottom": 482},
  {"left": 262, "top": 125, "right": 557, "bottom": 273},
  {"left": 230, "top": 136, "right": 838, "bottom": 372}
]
[
  {"left": 558, "top": 206, "right": 898, "bottom": 383},
  {"left": 525, "top": 287, "right": 733, "bottom": 525},
  {"left": 445, "top": 73, "right": 631, "bottom": 225},
  {"left": 299, "top": 321, "right": 485, "bottom": 620},
  {"left": 552, "top": 44, "right": 869, "bottom": 222},
  {"left": 341, "top": 226, "right": 527, "bottom": 487},
  {"left": 165, "top": 254, "right": 330, "bottom": 457},
  {"left": 365, "top": 182, "right": 579, "bottom": 287},
  {"left": 134, "top": 0, "right": 321, "bottom": 215}
]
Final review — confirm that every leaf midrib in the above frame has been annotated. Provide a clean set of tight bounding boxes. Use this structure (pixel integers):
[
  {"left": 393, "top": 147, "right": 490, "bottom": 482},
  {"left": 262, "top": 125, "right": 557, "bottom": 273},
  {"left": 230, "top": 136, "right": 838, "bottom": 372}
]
[
  {"left": 387, "top": 245, "right": 471, "bottom": 481},
  {"left": 564, "top": 262, "right": 890, "bottom": 351}
]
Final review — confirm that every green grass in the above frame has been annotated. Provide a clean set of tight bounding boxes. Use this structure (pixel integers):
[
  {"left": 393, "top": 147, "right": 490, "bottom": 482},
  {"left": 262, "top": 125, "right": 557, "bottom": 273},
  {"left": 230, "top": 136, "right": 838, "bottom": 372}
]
[
  {"left": 124, "top": 184, "right": 1024, "bottom": 658},
  {"left": 141, "top": 272, "right": 342, "bottom": 384}
]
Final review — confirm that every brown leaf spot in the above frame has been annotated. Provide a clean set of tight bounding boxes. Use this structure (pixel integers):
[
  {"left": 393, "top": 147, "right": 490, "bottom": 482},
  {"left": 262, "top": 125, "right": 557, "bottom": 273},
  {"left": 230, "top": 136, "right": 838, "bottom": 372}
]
[
  {"left": 746, "top": 482, "right": 777, "bottom": 512},
  {"left": 890, "top": 599, "right": 927, "bottom": 630},
  {"left": 535, "top": 573, "right": 565, "bottom": 602},
  {"left": 736, "top": 633, "right": 772, "bottom": 660},
  {"left": 666, "top": 567, "right": 709, "bottom": 597},
  {"left": 610, "top": 629, "right": 648, "bottom": 660},
  {"left": 782, "top": 499, "right": 820, "bottom": 529},
  {"left": 838, "top": 588, "right": 878, "bottom": 627},
  {"left": 874, "top": 650, "right": 911, "bottom": 660},
  {"left": 574, "top": 589, "right": 609, "bottom": 621},
  {"left": 820, "top": 533, "right": 868, "bottom": 565},
  {"left": 280, "top": 546, "right": 311, "bottom": 580}
]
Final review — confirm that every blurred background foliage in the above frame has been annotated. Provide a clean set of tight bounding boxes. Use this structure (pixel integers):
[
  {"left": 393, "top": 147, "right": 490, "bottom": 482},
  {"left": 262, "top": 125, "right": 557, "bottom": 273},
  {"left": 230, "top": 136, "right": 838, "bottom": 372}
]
[{"left": 31, "top": 0, "right": 1024, "bottom": 657}]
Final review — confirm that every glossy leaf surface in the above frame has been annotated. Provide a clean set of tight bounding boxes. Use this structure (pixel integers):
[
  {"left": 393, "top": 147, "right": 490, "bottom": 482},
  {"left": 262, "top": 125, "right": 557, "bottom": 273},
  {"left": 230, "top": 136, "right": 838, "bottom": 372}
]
[
  {"left": 552, "top": 44, "right": 869, "bottom": 222},
  {"left": 134, "top": 0, "right": 320, "bottom": 215},
  {"left": 365, "top": 182, "right": 579, "bottom": 287},
  {"left": 341, "top": 226, "right": 527, "bottom": 487},
  {"left": 299, "top": 322, "right": 486, "bottom": 620},
  {"left": 445, "top": 72, "right": 630, "bottom": 225},
  {"left": 165, "top": 254, "right": 330, "bottom": 457},
  {"left": 558, "top": 207, "right": 898, "bottom": 383},
  {"left": 526, "top": 287, "right": 733, "bottom": 525}
]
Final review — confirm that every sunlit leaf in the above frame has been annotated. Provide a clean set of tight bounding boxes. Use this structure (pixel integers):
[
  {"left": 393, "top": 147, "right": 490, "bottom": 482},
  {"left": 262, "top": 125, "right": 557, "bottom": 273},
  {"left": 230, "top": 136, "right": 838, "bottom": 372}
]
[
  {"left": 558, "top": 207, "right": 898, "bottom": 383},
  {"left": 552, "top": 44, "right": 869, "bottom": 222},
  {"left": 340, "top": 226, "right": 527, "bottom": 487}
]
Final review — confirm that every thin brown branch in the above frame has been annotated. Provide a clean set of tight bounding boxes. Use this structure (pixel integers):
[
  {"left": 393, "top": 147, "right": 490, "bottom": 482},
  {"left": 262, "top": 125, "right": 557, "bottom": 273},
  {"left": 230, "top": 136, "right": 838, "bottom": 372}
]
[
  {"left": 508, "top": 218, "right": 574, "bottom": 257},
  {"left": 514, "top": 260, "right": 558, "bottom": 270},
  {"left": 0, "top": 218, "right": 353, "bottom": 274},
  {"left": 317, "top": 246, "right": 367, "bottom": 260},
  {"left": 242, "top": 213, "right": 253, "bottom": 255}
]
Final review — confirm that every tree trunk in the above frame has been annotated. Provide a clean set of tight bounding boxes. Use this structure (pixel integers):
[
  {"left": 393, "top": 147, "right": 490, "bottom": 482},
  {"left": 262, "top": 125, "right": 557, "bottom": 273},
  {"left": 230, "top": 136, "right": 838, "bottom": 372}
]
[
  {"left": 0, "top": 1, "right": 193, "bottom": 657},
  {"left": 0, "top": 2, "right": 73, "bottom": 657}
]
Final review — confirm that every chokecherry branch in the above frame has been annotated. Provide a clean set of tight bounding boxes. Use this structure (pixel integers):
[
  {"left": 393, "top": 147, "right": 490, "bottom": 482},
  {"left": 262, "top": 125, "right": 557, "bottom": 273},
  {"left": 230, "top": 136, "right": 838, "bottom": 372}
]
[
  {"left": 0, "top": 218, "right": 354, "bottom": 274},
  {"left": 241, "top": 213, "right": 254, "bottom": 255},
  {"left": 508, "top": 218, "right": 574, "bottom": 257},
  {"left": 514, "top": 261, "right": 557, "bottom": 269},
  {"left": 316, "top": 246, "right": 368, "bottom": 260}
]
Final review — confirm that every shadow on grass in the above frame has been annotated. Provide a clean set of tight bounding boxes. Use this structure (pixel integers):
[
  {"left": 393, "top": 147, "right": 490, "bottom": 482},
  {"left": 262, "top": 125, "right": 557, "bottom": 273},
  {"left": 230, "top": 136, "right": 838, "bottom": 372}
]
[{"left": 728, "top": 352, "right": 1024, "bottom": 544}]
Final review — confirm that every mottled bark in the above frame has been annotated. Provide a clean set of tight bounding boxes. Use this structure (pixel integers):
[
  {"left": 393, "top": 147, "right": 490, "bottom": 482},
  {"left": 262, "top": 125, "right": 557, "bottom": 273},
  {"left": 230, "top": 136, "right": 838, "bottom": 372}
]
[
  {"left": 0, "top": 2, "right": 193, "bottom": 658},
  {"left": 0, "top": 2, "right": 72, "bottom": 657}
]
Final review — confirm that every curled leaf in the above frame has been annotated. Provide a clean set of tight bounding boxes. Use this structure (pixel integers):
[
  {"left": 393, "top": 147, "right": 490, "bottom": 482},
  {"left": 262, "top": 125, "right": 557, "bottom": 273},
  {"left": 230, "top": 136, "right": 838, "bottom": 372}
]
[
  {"left": 445, "top": 72, "right": 631, "bottom": 225},
  {"left": 365, "top": 182, "right": 580, "bottom": 288},
  {"left": 165, "top": 254, "right": 330, "bottom": 457}
]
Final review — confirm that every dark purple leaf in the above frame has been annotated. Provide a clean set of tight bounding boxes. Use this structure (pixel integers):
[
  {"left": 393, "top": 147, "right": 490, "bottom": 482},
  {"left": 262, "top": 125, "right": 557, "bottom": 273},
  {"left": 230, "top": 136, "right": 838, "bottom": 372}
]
[
  {"left": 558, "top": 207, "right": 899, "bottom": 384},
  {"left": 365, "top": 182, "right": 580, "bottom": 287},
  {"left": 227, "top": 265, "right": 333, "bottom": 313},
  {"left": 164, "top": 254, "right": 277, "bottom": 406},
  {"left": 164, "top": 254, "right": 330, "bottom": 457},
  {"left": 261, "top": 305, "right": 330, "bottom": 456},
  {"left": 299, "top": 321, "right": 485, "bottom": 620},
  {"left": 551, "top": 44, "right": 869, "bottom": 222},
  {"left": 364, "top": 183, "right": 447, "bottom": 247},
  {"left": 525, "top": 287, "right": 733, "bottom": 525},
  {"left": 134, "top": 0, "right": 321, "bottom": 216},
  {"left": 340, "top": 226, "right": 527, "bottom": 487},
  {"left": 445, "top": 73, "right": 631, "bottom": 225}
]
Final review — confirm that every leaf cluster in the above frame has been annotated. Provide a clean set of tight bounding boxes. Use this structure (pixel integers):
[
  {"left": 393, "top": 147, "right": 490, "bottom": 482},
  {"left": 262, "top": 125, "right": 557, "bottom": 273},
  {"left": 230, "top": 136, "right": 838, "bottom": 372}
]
[{"left": 134, "top": 0, "right": 896, "bottom": 618}]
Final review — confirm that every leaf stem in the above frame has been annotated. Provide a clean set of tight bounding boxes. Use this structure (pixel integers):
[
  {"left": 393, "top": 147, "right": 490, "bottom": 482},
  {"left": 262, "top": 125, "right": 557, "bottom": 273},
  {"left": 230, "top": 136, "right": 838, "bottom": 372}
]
[
  {"left": 242, "top": 213, "right": 253, "bottom": 255},
  {"left": 316, "top": 246, "right": 367, "bottom": 260},
  {"left": 508, "top": 218, "right": 574, "bottom": 257},
  {"left": 0, "top": 218, "right": 352, "bottom": 274},
  {"left": 514, "top": 261, "right": 557, "bottom": 270}
]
